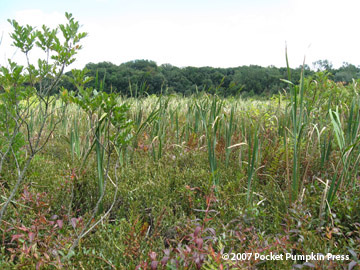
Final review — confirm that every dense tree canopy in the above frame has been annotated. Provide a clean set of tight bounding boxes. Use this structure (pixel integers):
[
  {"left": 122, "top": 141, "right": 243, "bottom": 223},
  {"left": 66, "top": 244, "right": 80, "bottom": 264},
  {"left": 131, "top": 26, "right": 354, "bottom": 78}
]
[{"left": 61, "top": 59, "right": 360, "bottom": 97}]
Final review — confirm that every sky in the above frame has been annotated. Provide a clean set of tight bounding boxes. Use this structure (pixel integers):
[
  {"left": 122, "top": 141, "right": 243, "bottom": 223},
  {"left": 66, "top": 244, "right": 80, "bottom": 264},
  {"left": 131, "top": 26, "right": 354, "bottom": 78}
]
[{"left": 1, "top": 0, "right": 360, "bottom": 70}]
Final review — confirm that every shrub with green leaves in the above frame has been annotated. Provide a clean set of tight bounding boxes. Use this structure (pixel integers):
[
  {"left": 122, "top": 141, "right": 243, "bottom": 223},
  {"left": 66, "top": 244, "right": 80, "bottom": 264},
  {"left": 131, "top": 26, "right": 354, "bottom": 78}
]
[
  {"left": 64, "top": 68, "right": 133, "bottom": 214},
  {"left": 0, "top": 12, "right": 87, "bottom": 226}
]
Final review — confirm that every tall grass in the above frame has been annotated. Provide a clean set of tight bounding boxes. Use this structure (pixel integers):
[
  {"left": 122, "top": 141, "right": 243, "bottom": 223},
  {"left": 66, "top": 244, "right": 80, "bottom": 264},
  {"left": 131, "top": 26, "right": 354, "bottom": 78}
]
[
  {"left": 60, "top": 73, "right": 360, "bottom": 218},
  {"left": 327, "top": 100, "right": 360, "bottom": 205},
  {"left": 225, "top": 106, "right": 235, "bottom": 168},
  {"left": 283, "top": 50, "right": 307, "bottom": 204},
  {"left": 196, "top": 95, "right": 223, "bottom": 187},
  {"left": 246, "top": 125, "right": 259, "bottom": 204}
]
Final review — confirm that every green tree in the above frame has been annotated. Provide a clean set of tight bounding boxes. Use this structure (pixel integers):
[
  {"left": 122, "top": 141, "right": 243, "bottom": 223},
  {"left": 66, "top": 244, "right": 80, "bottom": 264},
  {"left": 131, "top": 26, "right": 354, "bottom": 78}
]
[
  {"left": 334, "top": 62, "right": 360, "bottom": 83},
  {"left": 312, "top": 59, "right": 333, "bottom": 72}
]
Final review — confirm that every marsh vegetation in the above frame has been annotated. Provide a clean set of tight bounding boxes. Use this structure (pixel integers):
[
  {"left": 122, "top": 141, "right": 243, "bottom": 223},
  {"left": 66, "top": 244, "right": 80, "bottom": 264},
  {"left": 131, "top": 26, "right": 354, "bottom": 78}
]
[{"left": 0, "top": 13, "right": 359, "bottom": 269}]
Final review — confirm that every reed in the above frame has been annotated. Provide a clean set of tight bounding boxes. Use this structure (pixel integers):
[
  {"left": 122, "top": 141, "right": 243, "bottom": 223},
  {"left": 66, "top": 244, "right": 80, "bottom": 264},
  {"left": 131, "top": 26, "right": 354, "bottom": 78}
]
[
  {"left": 327, "top": 101, "right": 360, "bottom": 205},
  {"left": 246, "top": 125, "right": 259, "bottom": 204},
  {"left": 196, "top": 95, "right": 223, "bottom": 187},
  {"left": 283, "top": 49, "right": 307, "bottom": 203},
  {"left": 225, "top": 105, "right": 235, "bottom": 168}
]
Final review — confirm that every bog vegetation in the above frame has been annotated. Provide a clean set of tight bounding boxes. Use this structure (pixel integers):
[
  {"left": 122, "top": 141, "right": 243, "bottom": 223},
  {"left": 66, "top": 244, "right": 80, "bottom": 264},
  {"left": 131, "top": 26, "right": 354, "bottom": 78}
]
[{"left": 0, "top": 14, "right": 359, "bottom": 269}]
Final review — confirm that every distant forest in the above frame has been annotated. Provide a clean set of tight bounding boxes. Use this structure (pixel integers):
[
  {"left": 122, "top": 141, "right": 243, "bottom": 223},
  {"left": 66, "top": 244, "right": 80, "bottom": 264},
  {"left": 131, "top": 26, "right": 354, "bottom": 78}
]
[{"left": 61, "top": 59, "right": 360, "bottom": 97}]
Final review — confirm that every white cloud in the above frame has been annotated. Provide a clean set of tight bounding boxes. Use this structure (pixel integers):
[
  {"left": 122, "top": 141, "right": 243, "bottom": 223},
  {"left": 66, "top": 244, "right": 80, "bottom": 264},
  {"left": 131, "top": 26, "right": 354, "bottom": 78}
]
[
  {"left": 0, "top": 10, "right": 67, "bottom": 68},
  {"left": 14, "top": 9, "right": 64, "bottom": 27},
  {"left": 1, "top": 1, "right": 360, "bottom": 70}
]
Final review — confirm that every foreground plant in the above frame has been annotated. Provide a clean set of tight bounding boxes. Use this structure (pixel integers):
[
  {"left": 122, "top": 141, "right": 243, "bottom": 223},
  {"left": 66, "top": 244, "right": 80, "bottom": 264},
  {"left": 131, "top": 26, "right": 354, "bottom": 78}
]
[
  {"left": 64, "top": 68, "right": 133, "bottom": 214},
  {"left": 0, "top": 12, "right": 87, "bottom": 225},
  {"left": 281, "top": 49, "right": 308, "bottom": 204},
  {"left": 327, "top": 104, "right": 360, "bottom": 206},
  {"left": 1, "top": 186, "right": 81, "bottom": 268}
]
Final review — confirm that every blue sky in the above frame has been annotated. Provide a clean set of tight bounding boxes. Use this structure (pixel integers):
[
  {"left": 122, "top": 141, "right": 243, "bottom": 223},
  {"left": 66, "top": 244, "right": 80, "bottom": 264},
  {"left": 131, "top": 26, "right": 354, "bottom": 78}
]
[{"left": 1, "top": 0, "right": 360, "bottom": 70}]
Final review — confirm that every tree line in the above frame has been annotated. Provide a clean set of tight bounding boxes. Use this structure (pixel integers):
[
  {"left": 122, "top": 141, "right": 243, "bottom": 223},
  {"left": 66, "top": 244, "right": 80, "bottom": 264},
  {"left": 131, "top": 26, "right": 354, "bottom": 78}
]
[{"left": 61, "top": 59, "right": 360, "bottom": 97}]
